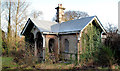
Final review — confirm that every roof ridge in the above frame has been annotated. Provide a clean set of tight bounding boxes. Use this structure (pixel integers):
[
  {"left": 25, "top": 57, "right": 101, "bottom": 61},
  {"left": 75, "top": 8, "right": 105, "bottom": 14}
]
[{"left": 30, "top": 18, "right": 57, "bottom": 23}]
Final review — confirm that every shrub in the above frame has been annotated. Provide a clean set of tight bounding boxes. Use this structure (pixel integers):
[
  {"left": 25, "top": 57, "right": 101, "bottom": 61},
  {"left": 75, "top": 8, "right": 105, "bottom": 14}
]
[
  {"left": 11, "top": 41, "right": 37, "bottom": 68},
  {"left": 95, "top": 45, "right": 115, "bottom": 67}
]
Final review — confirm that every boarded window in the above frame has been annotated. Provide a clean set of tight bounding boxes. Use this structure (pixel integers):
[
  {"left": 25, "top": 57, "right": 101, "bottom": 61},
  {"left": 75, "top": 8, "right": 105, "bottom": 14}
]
[{"left": 65, "top": 39, "right": 69, "bottom": 52}]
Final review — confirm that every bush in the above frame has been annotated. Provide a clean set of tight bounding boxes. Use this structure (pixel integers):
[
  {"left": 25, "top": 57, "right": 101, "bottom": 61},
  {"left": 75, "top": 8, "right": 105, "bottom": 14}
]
[
  {"left": 95, "top": 45, "right": 115, "bottom": 67},
  {"left": 10, "top": 41, "right": 37, "bottom": 68}
]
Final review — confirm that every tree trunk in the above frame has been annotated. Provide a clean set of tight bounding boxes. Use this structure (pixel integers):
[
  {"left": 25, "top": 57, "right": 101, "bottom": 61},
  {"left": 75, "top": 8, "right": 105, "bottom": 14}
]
[
  {"left": 15, "top": 0, "right": 20, "bottom": 50},
  {"left": 7, "top": 0, "right": 12, "bottom": 53}
]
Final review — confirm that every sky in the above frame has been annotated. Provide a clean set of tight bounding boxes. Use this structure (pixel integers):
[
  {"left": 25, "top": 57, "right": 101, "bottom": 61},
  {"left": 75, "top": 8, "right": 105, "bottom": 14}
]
[
  {"left": 28, "top": 0, "right": 119, "bottom": 28},
  {"left": 1, "top": 0, "right": 120, "bottom": 32}
]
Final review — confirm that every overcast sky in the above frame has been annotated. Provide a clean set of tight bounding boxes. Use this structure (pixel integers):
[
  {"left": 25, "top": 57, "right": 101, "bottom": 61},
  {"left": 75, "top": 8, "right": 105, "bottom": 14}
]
[{"left": 28, "top": 0, "right": 119, "bottom": 28}]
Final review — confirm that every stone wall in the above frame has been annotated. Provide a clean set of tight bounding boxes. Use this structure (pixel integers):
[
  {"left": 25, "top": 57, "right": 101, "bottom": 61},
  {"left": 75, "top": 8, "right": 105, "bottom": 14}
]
[
  {"left": 44, "top": 34, "right": 59, "bottom": 61},
  {"left": 60, "top": 34, "right": 78, "bottom": 60}
]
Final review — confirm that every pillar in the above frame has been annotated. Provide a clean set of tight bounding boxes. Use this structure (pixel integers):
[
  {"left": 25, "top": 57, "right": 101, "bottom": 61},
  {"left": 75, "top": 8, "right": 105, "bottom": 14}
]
[
  {"left": 34, "top": 38, "right": 37, "bottom": 56},
  {"left": 42, "top": 35, "right": 45, "bottom": 61}
]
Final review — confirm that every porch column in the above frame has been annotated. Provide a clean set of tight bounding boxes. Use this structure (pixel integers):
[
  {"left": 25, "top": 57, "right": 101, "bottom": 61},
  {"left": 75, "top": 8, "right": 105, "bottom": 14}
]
[
  {"left": 42, "top": 35, "right": 45, "bottom": 61},
  {"left": 34, "top": 38, "right": 37, "bottom": 56},
  {"left": 77, "top": 40, "right": 80, "bottom": 63}
]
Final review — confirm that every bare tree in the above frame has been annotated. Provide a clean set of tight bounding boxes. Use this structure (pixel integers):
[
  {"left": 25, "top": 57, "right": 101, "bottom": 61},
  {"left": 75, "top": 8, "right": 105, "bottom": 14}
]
[
  {"left": 106, "top": 23, "right": 117, "bottom": 33},
  {"left": 12, "top": 0, "right": 29, "bottom": 42},
  {"left": 53, "top": 10, "right": 89, "bottom": 22},
  {"left": 64, "top": 10, "right": 89, "bottom": 21},
  {"left": 2, "top": 0, "right": 29, "bottom": 51},
  {"left": 1, "top": 0, "right": 16, "bottom": 52},
  {"left": 0, "top": 0, "right": 2, "bottom": 58},
  {"left": 30, "top": 10, "right": 43, "bottom": 19},
  {"left": 2, "top": 0, "right": 13, "bottom": 51}
]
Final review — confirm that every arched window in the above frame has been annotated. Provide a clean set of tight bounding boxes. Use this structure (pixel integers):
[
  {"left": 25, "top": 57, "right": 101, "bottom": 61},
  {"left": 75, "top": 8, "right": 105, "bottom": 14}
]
[
  {"left": 36, "top": 32, "right": 43, "bottom": 58},
  {"left": 49, "top": 38, "right": 55, "bottom": 53},
  {"left": 65, "top": 39, "right": 69, "bottom": 52},
  {"left": 36, "top": 32, "right": 43, "bottom": 49}
]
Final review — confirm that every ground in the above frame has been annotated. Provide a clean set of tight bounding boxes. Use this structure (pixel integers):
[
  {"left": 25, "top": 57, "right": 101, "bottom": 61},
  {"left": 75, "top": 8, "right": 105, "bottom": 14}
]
[
  {"left": 2, "top": 56, "right": 120, "bottom": 71},
  {"left": 2, "top": 56, "right": 75, "bottom": 70}
]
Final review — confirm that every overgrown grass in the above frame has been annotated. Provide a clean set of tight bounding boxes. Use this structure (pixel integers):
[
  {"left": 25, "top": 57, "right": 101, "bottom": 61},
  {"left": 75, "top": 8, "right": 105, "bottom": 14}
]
[
  {"left": 2, "top": 57, "right": 18, "bottom": 68},
  {"left": 34, "top": 63, "right": 74, "bottom": 69},
  {"left": 2, "top": 56, "right": 75, "bottom": 69}
]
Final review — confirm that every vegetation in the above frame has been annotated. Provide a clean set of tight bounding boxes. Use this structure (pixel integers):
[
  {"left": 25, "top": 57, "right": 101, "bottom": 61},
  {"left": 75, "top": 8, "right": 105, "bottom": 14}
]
[
  {"left": 0, "top": 0, "right": 2, "bottom": 71},
  {"left": 64, "top": 10, "right": 89, "bottom": 21},
  {"left": 2, "top": 57, "right": 18, "bottom": 68},
  {"left": 1, "top": 0, "right": 29, "bottom": 54},
  {"left": 79, "top": 21, "right": 120, "bottom": 69},
  {"left": 80, "top": 22, "right": 101, "bottom": 66},
  {"left": 1, "top": 1, "right": 120, "bottom": 70},
  {"left": 53, "top": 10, "right": 89, "bottom": 22}
]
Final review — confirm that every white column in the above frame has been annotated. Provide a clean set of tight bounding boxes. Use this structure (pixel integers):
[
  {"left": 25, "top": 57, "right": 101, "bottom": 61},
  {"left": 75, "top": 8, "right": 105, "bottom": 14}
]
[
  {"left": 34, "top": 38, "right": 37, "bottom": 56},
  {"left": 42, "top": 35, "right": 45, "bottom": 60}
]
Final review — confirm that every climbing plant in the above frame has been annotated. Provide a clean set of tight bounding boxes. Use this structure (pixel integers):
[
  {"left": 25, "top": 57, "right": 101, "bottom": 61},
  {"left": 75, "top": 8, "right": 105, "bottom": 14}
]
[{"left": 80, "top": 22, "right": 101, "bottom": 65}]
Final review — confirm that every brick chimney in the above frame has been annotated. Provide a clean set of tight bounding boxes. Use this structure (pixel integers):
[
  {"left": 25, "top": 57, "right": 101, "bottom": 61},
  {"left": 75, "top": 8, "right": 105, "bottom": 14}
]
[{"left": 55, "top": 4, "right": 65, "bottom": 23}]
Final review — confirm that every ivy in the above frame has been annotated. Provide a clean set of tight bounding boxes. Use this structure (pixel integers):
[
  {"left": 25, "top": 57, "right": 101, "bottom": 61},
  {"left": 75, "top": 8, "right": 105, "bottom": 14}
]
[{"left": 80, "top": 22, "right": 101, "bottom": 65}]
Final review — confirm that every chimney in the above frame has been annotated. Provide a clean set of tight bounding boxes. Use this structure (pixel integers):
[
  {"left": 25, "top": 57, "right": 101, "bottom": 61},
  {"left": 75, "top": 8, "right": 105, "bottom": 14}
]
[
  {"left": 118, "top": 1, "right": 120, "bottom": 33},
  {"left": 55, "top": 4, "right": 65, "bottom": 23}
]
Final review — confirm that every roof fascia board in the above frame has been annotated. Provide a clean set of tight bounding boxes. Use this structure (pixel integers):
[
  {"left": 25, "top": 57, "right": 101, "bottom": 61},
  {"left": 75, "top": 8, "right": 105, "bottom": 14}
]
[
  {"left": 21, "top": 18, "right": 31, "bottom": 35},
  {"left": 80, "top": 16, "right": 106, "bottom": 34},
  {"left": 59, "top": 31, "right": 80, "bottom": 34},
  {"left": 42, "top": 32, "right": 58, "bottom": 35},
  {"left": 94, "top": 16, "right": 107, "bottom": 33}
]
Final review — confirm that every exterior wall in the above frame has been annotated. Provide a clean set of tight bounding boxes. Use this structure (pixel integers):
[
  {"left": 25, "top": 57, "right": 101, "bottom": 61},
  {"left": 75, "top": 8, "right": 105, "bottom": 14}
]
[
  {"left": 60, "top": 34, "right": 78, "bottom": 60},
  {"left": 44, "top": 34, "right": 59, "bottom": 60}
]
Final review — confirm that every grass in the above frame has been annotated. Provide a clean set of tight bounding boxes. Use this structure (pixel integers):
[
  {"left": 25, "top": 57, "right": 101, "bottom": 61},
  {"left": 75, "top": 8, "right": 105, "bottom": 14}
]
[
  {"left": 2, "top": 56, "right": 75, "bottom": 70},
  {"left": 2, "top": 57, "right": 18, "bottom": 68},
  {"left": 34, "top": 63, "right": 74, "bottom": 69},
  {"left": 2, "top": 56, "right": 120, "bottom": 70}
]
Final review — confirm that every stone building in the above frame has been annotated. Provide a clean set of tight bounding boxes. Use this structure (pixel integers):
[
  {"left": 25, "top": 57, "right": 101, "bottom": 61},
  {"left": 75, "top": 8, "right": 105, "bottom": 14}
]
[{"left": 21, "top": 4, "right": 106, "bottom": 62}]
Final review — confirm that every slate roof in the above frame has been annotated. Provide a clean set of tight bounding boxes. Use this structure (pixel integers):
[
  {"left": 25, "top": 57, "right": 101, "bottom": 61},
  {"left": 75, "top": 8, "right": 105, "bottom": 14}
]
[
  {"left": 21, "top": 16, "right": 106, "bottom": 35},
  {"left": 51, "top": 16, "right": 95, "bottom": 33},
  {"left": 31, "top": 19, "right": 57, "bottom": 32}
]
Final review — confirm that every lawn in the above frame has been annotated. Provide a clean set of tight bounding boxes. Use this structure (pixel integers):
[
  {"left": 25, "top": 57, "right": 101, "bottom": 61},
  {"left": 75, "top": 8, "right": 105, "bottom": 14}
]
[
  {"left": 2, "top": 56, "right": 120, "bottom": 70},
  {"left": 2, "top": 57, "right": 18, "bottom": 69},
  {"left": 2, "top": 56, "right": 75, "bottom": 70}
]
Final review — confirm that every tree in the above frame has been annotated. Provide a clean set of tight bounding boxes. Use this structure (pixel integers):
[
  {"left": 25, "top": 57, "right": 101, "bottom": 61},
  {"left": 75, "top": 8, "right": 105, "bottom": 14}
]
[
  {"left": 2, "top": 0, "right": 13, "bottom": 52},
  {"left": 0, "top": 1, "right": 2, "bottom": 70},
  {"left": 30, "top": 10, "right": 43, "bottom": 19},
  {"left": 64, "top": 11, "right": 89, "bottom": 21},
  {"left": 12, "top": 0, "right": 29, "bottom": 50},
  {"left": 2, "top": 0, "right": 29, "bottom": 51},
  {"left": 53, "top": 10, "right": 89, "bottom": 22},
  {"left": 106, "top": 23, "right": 117, "bottom": 33}
]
